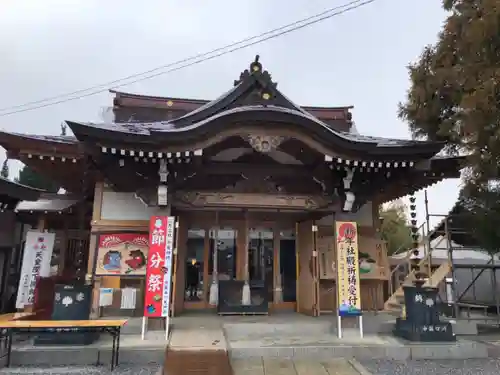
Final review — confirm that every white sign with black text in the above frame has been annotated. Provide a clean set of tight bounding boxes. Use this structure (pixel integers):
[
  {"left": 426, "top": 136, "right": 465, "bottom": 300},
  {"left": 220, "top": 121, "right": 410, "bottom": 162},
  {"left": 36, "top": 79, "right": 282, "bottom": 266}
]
[
  {"left": 15, "top": 231, "right": 55, "bottom": 309},
  {"left": 161, "top": 217, "right": 175, "bottom": 318}
]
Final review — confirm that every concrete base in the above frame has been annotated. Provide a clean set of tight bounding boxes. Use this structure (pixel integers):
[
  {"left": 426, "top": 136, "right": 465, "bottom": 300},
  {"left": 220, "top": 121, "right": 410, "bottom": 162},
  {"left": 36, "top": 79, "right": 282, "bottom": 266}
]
[
  {"left": 377, "top": 318, "right": 479, "bottom": 335},
  {"left": 1, "top": 313, "right": 491, "bottom": 370},
  {"left": 5, "top": 331, "right": 166, "bottom": 367},
  {"left": 231, "top": 358, "right": 368, "bottom": 375},
  {"left": 227, "top": 335, "right": 489, "bottom": 360}
]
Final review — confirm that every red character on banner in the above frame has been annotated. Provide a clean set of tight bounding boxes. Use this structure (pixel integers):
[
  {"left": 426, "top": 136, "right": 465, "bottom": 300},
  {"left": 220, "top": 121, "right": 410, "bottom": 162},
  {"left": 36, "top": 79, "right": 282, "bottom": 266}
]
[{"left": 338, "top": 223, "right": 357, "bottom": 243}]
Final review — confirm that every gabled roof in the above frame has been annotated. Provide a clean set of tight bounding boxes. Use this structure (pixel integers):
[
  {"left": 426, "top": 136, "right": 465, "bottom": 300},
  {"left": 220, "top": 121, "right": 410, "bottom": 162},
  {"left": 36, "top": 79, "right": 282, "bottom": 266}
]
[
  {"left": 109, "top": 89, "right": 354, "bottom": 124},
  {"left": 0, "top": 176, "right": 43, "bottom": 202},
  {"left": 0, "top": 132, "right": 80, "bottom": 158},
  {"left": 110, "top": 88, "right": 354, "bottom": 113},
  {"left": 66, "top": 56, "right": 446, "bottom": 159},
  {"left": 15, "top": 193, "right": 79, "bottom": 214}
]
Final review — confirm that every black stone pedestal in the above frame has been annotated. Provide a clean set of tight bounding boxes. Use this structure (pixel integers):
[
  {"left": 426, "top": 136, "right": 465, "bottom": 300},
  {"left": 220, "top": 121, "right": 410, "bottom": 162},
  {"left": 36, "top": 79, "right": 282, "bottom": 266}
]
[
  {"left": 393, "top": 285, "right": 455, "bottom": 342},
  {"left": 34, "top": 284, "right": 100, "bottom": 346}
]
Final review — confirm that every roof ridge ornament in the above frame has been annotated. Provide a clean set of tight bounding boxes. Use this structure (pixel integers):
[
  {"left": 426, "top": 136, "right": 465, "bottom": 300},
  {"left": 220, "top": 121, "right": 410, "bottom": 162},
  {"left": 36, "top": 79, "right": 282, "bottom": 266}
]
[
  {"left": 250, "top": 55, "right": 262, "bottom": 73},
  {"left": 233, "top": 55, "right": 277, "bottom": 102}
]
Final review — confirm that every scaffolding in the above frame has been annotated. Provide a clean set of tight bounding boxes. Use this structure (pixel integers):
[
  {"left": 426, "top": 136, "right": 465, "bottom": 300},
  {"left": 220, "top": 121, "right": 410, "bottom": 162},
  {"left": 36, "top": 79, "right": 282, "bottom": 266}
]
[{"left": 424, "top": 191, "right": 500, "bottom": 325}]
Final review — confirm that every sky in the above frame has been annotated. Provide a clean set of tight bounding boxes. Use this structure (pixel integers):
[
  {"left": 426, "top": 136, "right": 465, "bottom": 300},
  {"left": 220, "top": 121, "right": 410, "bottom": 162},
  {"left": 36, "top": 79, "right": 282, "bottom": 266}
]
[{"left": 0, "top": 0, "right": 459, "bottom": 227}]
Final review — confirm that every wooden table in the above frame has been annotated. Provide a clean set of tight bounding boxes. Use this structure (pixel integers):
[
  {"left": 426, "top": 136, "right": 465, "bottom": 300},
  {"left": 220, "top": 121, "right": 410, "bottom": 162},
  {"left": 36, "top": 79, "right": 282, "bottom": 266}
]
[
  {"left": 0, "top": 319, "right": 127, "bottom": 371},
  {"left": 0, "top": 312, "right": 34, "bottom": 322}
]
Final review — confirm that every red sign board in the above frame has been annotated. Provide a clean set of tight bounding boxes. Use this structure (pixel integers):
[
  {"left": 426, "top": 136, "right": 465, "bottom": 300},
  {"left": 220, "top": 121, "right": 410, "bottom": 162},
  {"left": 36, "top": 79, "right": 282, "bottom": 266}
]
[{"left": 144, "top": 216, "right": 175, "bottom": 317}]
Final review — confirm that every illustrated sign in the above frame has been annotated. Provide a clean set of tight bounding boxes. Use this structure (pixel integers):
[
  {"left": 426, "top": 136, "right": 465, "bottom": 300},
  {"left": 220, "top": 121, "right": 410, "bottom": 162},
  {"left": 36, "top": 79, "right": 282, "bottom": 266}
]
[
  {"left": 336, "top": 221, "right": 362, "bottom": 317},
  {"left": 94, "top": 233, "right": 149, "bottom": 276},
  {"left": 16, "top": 231, "right": 55, "bottom": 308},
  {"left": 143, "top": 216, "right": 175, "bottom": 318}
]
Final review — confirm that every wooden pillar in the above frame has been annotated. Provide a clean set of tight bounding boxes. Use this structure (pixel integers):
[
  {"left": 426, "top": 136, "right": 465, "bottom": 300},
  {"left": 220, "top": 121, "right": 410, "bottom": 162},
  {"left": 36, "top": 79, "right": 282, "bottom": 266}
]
[
  {"left": 58, "top": 222, "right": 68, "bottom": 276},
  {"left": 273, "top": 230, "right": 283, "bottom": 303},
  {"left": 236, "top": 221, "right": 246, "bottom": 281},
  {"left": 312, "top": 222, "right": 319, "bottom": 316},
  {"left": 172, "top": 215, "right": 187, "bottom": 316},
  {"left": 37, "top": 216, "right": 47, "bottom": 232},
  {"left": 296, "top": 220, "right": 317, "bottom": 316},
  {"left": 241, "top": 213, "right": 251, "bottom": 305},
  {"left": 89, "top": 182, "right": 103, "bottom": 318},
  {"left": 208, "top": 212, "right": 220, "bottom": 305}
]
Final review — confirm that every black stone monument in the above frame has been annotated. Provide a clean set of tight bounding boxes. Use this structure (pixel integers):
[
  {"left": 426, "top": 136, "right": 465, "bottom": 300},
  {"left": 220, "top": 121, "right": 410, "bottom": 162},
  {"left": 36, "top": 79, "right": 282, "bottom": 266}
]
[
  {"left": 394, "top": 284, "right": 455, "bottom": 342},
  {"left": 34, "top": 284, "right": 99, "bottom": 345},
  {"left": 217, "top": 280, "right": 269, "bottom": 314}
]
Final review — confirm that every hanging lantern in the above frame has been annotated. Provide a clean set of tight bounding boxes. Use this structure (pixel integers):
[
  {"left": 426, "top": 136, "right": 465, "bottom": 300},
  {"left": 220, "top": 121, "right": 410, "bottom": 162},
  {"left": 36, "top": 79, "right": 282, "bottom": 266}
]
[{"left": 408, "top": 192, "right": 426, "bottom": 285}]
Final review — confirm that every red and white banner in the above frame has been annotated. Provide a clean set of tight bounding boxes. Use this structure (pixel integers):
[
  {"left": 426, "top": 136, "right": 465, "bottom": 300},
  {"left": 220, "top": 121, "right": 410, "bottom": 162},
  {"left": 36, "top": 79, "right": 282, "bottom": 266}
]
[{"left": 144, "top": 216, "right": 175, "bottom": 318}]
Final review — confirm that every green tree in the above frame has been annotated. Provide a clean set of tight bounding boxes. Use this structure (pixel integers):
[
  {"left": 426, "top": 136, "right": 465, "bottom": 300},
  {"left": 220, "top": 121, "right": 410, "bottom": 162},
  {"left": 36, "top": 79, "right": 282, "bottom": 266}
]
[
  {"left": 399, "top": 0, "right": 500, "bottom": 185},
  {"left": 1, "top": 159, "right": 9, "bottom": 179},
  {"left": 15, "top": 165, "right": 59, "bottom": 192},
  {"left": 379, "top": 200, "right": 414, "bottom": 255},
  {"left": 457, "top": 183, "right": 500, "bottom": 255}
]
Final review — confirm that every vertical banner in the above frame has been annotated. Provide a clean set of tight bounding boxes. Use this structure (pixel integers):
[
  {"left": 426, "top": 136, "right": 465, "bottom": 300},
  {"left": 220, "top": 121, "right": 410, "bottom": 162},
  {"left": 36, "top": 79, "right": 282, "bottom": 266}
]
[
  {"left": 335, "top": 221, "right": 361, "bottom": 317},
  {"left": 144, "top": 216, "right": 175, "bottom": 318},
  {"left": 162, "top": 217, "right": 175, "bottom": 317},
  {"left": 16, "top": 231, "right": 55, "bottom": 309}
]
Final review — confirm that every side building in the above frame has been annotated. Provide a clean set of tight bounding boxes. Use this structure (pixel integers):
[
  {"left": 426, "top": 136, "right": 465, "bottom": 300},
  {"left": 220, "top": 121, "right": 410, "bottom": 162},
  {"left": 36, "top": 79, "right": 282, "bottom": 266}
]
[{"left": 0, "top": 57, "right": 462, "bottom": 317}]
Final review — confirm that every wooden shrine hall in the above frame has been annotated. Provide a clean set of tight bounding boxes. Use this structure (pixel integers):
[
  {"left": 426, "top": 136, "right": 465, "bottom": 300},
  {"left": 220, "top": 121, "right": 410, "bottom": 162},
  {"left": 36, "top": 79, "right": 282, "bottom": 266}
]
[{"left": 0, "top": 56, "right": 462, "bottom": 317}]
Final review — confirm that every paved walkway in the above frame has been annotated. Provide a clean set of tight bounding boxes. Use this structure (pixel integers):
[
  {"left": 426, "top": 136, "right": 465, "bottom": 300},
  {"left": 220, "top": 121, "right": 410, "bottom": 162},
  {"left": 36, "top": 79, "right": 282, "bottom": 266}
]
[{"left": 231, "top": 358, "right": 368, "bottom": 375}]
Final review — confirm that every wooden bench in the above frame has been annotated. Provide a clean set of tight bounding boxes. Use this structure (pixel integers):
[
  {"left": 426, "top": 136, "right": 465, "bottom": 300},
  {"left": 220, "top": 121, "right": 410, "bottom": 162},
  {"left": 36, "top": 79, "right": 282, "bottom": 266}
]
[
  {"left": 0, "top": 319, "right": 127, "bottom": 371},
  {"left": 0, "top": 313, "right": 35, "bottom": 322},
  {"left": 0, "top": 313, "right": 35, "bottom": 350}
]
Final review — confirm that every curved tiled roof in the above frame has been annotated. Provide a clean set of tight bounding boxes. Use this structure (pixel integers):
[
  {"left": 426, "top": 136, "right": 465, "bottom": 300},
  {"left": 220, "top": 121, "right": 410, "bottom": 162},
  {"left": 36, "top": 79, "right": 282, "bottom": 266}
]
[
  {"left": 65, "top": 57, "right": 446, "bottom": 159},
  {"left": 0, "top": 176, "right": 43, "bottom": 202}
]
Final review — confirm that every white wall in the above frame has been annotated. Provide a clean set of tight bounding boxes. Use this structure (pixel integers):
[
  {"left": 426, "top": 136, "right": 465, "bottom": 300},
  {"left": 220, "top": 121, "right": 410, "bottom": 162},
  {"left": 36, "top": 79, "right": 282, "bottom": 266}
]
[
  {"left": 336, "top": 201, "right": 373, "bottom": 226},
  {"left": 100, "top": 192, "right": 161, "bottom": 221},
  {"left": 316, "top": 201, "right": 373, "bottom": 227},
  {"left": 100, "top": 191, "right": 374, "bottom": 225}
]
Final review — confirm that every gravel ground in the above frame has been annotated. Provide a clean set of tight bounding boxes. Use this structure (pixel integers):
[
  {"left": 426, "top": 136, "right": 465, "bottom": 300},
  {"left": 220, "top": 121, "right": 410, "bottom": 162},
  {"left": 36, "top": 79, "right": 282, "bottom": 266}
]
[
  {"left": 360, "top": 359, "right": 500, "bottom": 375},
  {"left": 0, "top": 364, "right": 161, "bottom": 375}
]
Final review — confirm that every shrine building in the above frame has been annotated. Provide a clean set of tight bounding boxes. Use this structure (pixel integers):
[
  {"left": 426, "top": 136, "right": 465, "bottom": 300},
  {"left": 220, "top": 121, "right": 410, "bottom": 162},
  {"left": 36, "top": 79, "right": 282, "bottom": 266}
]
[{"left": 0, "top": 57, "right": 462, "bottom": 317}]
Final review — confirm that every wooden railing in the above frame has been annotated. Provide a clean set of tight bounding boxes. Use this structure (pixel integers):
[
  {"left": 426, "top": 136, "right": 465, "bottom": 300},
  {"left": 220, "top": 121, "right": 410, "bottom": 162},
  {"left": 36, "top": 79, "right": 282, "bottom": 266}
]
[{"left": 387, "top": 222, "right": 445, "bottom": 297}]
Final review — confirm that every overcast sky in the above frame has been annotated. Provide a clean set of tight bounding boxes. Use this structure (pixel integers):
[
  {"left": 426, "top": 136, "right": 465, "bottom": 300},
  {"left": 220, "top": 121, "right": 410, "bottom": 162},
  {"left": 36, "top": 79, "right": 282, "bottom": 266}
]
[{"left": 0, "top": 0, "right": 458, "bottom": 226}]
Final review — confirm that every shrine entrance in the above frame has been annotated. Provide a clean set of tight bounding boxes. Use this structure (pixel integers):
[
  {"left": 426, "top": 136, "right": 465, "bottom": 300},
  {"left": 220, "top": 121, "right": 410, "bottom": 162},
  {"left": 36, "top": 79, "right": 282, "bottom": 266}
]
[{"left": 172, "top": 211, "right": 307, "bottom": 316}]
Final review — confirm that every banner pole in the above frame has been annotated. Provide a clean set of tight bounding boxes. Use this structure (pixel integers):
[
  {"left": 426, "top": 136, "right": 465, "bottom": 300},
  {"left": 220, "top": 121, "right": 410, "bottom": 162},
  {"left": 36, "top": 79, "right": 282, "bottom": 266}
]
[
  {"left": 165, "top": 314, "right": 170, "bottom": 341},
  {"left": 141, "top": 316, "right": 147, "bottom": 340},
  {"left": 358, "top": 315, "right": 364, "bottom": 338},
  {"left": 337, "top": 315, "right": 342, "bottom": 338}
]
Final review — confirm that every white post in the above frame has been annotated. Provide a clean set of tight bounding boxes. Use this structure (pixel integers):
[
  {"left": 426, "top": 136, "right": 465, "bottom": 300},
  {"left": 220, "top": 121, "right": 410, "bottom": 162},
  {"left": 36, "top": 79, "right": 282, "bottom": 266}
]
[
  {"left": 445, "top": 277, "right": 454, "bottom": 304},
  {"left": 358, "top": 316, "right": 364, "bottom": 338},
  {"left": 337, "top": 315, "right": 342, "bottom": 338},
  {"left": 165, "top": 314, "right": 170, "bottom": 341},
  {"left": 141, "top": 316, "right": 147, "bottom": 340}
]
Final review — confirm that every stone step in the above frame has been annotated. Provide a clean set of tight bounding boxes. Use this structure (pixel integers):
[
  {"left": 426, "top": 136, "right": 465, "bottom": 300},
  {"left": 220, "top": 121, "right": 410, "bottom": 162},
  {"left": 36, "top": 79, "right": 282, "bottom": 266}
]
[
  {"left": 231, "top": 358, "right": 363, "bottom": 375},
  {"left": 0, "top": 364, "right": 162, "bottom": 375},
  {"left": 8, "top": 346, "right": 165, "bottom": 367},
  {"left": 386, "top": 302, "right": 402, "bottom": 310},
  {"left": 166, "top": 325, "right": 231, "bottom": 375},
  {"left": 165, "top": 349, "right": 232, "bottom": 375},
  {"left": 223, "top": 321, "right": 333, "bottom": 340},
  {"left": 7, "top": 332, "right": 167, "bottom": 368}
]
